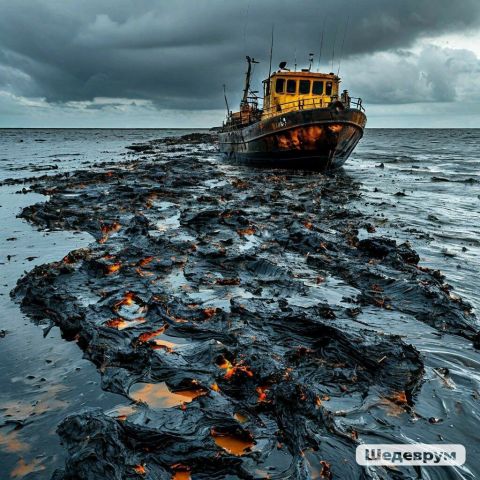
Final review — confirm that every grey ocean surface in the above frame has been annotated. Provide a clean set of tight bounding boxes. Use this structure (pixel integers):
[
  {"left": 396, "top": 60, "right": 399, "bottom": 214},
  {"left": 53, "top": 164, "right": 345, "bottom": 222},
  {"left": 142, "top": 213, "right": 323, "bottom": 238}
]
[{"left": 0, "top": 128, "right": 479, "bottom": 479}]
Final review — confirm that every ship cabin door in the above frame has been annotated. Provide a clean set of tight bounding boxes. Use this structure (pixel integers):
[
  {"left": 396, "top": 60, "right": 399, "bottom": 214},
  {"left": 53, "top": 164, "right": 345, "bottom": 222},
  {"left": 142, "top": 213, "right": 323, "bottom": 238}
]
[{"left": 263, "top": 72, "right": 339, "bottom": 119}]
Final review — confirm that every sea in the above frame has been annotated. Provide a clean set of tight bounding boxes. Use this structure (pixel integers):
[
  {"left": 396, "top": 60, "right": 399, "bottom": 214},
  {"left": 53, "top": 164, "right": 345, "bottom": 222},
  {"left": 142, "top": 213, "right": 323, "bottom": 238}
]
[{"left": 0, "top": 128, "right": 479, "bottom": 478}]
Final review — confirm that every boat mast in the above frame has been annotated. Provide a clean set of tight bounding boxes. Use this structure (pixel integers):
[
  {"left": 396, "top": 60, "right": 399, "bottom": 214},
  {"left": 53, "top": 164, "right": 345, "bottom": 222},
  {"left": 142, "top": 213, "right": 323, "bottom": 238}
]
[
  {"left": 223, "top": 84, "right": 230, "bottom": 116},
  {"left": 268, "top": 26, "right": 274, "bottom": 93},
  {"left": 241, "top": 56, "right": 253, "bottom": 109}
]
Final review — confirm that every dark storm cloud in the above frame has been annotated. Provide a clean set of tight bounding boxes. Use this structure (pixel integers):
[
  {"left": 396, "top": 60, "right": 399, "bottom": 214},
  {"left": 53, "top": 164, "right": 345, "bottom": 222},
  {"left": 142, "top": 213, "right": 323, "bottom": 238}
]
[
  {"left": 341, "top": 45, "right": 480, "bottom": 104},
  {"left": 1, "top": 0, "right": 480, "bottom": 110}
]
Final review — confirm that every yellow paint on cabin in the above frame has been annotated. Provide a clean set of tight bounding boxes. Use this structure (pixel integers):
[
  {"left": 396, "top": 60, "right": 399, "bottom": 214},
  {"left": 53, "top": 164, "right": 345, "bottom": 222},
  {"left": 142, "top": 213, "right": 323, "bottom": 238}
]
[{"left": 262, "top": 71, "right": 340, "bottom": 119}]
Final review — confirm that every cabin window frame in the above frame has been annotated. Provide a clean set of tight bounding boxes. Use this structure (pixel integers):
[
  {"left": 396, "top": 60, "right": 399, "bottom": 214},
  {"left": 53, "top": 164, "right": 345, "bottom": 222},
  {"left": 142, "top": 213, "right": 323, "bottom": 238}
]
[
  {"left": 286, "top": 79, "right": 297, "bottom": 94},
  {"left": 275, "top": 78, "right": 285, "bottom": 94},
  {"left": 312, "top": 81, "right": 324, "bottom": 95},
  {"left": 326, "top": 81, "right": 333, "bottom": 96},
  {"left": 299, "top": 79, "right": 311, "bottom": 95}
]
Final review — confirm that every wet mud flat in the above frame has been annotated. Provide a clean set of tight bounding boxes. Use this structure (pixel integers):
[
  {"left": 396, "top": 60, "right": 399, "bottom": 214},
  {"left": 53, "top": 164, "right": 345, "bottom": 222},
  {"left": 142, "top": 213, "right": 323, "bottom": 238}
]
[{"left": 10, "top": 133, "right": 480, "bottom": 479}]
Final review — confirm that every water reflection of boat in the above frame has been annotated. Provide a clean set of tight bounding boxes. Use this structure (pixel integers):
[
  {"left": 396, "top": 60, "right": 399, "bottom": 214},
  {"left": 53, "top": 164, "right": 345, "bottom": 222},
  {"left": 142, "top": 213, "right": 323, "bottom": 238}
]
[{"left": 219, "top": 56, "right": 367, "bottom": 170}]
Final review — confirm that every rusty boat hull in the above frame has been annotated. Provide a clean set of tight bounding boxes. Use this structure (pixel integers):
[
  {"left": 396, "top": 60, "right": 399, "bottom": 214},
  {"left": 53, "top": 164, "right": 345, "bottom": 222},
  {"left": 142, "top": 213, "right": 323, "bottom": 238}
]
[{"left": 218, "top": 107, "right": 367, "bottom": 170}]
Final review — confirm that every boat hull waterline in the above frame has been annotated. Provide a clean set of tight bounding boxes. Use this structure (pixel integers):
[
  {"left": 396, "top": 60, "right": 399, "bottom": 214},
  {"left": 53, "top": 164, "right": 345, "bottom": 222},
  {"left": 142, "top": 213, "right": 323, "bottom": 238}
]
[{"left": 219, "top": 107, "right": 367, "bottom": 170}]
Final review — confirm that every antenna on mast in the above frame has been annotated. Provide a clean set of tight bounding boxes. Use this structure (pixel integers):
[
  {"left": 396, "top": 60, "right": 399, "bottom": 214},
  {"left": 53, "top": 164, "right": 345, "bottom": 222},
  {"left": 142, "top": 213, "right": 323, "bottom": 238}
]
[
  {"left": 337, "top": 14, "right": 350, "bottom": 76},
  {"left": 267, "top": 24, "right": 274, "bottom": 97},
  {"left": 268, "top": 25, "right": 274, "bottom": 79},
  {"left": 243, "top": 0, "right": 251, "bottom": 55},
  {"left": 331, "top": 24, "right": 338, "bottom": 72},
  {"left": 317, "top": 17, "right": 326, "bottom": 72}
]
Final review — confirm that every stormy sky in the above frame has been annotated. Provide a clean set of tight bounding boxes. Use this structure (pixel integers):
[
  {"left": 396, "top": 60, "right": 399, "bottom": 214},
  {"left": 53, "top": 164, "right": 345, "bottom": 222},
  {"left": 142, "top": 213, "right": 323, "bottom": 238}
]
[{"left": 1, "top": 0, "right": 480, "bottom": 127}]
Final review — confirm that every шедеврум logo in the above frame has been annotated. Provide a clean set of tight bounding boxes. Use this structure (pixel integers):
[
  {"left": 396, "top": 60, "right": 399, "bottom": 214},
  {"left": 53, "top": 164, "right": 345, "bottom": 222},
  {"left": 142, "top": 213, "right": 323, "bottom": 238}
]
[{"left": 356, "top": 444, "right": 466, "bottom": 467}]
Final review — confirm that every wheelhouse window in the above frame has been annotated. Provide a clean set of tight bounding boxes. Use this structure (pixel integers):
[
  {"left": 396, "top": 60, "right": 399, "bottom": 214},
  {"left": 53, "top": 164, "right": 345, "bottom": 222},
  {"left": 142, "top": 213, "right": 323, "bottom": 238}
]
[
  {"left": 286, "top": 79, "right": 296, "bottom": 93},
  {"left": 275, "top": 78, "right": 285, "bottom": 93},
  {"left": 325, "top": 81, "right": 333, "bottom": 95},
  {"left": 312, "top": 81, "right": 324, "bottom": 95},
  {"left": 299, "top": 80, "right": 310, "bottom": 94}
]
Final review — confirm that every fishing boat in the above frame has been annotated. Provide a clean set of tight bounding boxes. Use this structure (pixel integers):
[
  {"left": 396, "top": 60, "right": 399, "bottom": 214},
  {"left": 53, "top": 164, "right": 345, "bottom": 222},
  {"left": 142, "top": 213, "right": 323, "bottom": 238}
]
[{"left": 218, "top": 56, "right": 366, "bottom": 170}]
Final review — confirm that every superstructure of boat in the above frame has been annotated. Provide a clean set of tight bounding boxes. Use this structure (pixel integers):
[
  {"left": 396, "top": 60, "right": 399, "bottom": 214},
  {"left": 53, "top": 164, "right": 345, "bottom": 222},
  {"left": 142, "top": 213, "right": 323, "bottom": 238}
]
[{"left": 218, "top": 56, "right": 366, "bottom": 170}]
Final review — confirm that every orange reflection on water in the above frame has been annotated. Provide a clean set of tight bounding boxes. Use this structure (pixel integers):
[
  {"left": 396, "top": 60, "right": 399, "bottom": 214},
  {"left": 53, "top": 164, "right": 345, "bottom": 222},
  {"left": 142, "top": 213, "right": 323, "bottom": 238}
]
[
  {"left": 104, "top": 317, "right": 146, "bottom": 330},
  {"left": 171, "top": 464, "right": 191, "bottom": 480},
  {"left": 0, "top": 384, "right": 68, "bottom": 420},
  {"left": 234, "top": 412, "right": 248, "bottom": 424},
  {"left": 211, "top": 429, "right": 254, "bottom": 456},
  {"left": 133, "top": 464, "right": 146, "bottom": 475},
  {"left": 0, "top": 430, "right": 29, "bottom": 454},
  {"left": 138, "top": 256, "right": 154, "bottom": 267},
  {"left": 137, "top": 326, "right": 166, "bottom": 344},
  {"left": 172, "top": 471, "right": 191, "bottom": 480},
  {"left": 237, "top": 226, "right": 256, "bottom": 236},
  {"left": 135, "top": 267, "right": 155, "bottom": 277},
  {"left": 99, "top": 221, "right": 122, "bottom": 244},
  {"left": 129, "top": 382, "right": 206, "bottom": 408},
  {"left": 217, "top": 357, "right": 254, "bottom": 380},
  {"left": 10, "top": 458, "right": 45, "bottom": 478},
  {"left": 113, "top": 291, "right": 136, "bottom": 311},
  {"left": 152, "top": 337, "right": 177, "bottom": 351},
  {"left": 105, "top": 262, "right": 121, "bottom": 275}
]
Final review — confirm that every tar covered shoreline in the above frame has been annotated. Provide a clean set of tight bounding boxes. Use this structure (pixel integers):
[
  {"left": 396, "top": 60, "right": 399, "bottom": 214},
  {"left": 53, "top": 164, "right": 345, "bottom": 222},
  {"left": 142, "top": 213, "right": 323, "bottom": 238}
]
[{"left": 3, "top": 131, "right": 480, "bottom": 479}]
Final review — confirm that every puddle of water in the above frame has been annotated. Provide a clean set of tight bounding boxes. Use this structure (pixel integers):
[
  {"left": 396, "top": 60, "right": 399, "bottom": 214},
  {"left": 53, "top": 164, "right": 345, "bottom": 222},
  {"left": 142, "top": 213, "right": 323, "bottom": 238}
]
[
  {"left": 164, "top": 267, "right": 190, "bottom": 291},
  {"left": 104, "top": 317, "right": 146, "bottom": 330},
  {"left": 113, "top": 292, "right": 147, "bottom": 319},
  {"left": 203, "top": 179, "right": 228, "bottom": 189},
  {"left": 152, "top": 331, "right": 193, "bottom": 351},
  {"left": 172, "top": 470, "right": 192, "bottom": 480},
  {"left": 237, "top": 233, "right": 261, "bottom": 253},
  {"left": 129, "top": 382, "right": 207, "bottom": 408},
  {"left": 156, "top": 213, "right": 181, "bottom": 232},
  {"left": 210, "top": 429, "right": 254, "bottom": 456}
]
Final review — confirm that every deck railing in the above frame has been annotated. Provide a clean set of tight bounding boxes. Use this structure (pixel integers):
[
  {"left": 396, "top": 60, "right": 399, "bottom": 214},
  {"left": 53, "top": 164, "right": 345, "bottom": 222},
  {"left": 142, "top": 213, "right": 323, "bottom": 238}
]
[
  {"left": 222, "top": 96, "right": 364, "bottom": 130},
  {"left": 261, "top": 96, "right": 364, "bottom": 120}
]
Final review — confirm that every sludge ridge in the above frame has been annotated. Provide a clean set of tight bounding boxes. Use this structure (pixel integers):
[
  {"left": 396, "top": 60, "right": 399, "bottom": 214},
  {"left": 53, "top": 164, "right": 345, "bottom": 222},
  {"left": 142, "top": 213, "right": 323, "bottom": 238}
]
[{"left": 11, "top": 133, "right": 478, "bottom": 479}]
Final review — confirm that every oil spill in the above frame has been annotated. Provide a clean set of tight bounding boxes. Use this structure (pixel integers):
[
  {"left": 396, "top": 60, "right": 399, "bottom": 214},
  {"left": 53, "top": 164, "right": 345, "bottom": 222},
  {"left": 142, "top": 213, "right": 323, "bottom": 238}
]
[
  {"left": 10, "top": 457, "right": 46, "bottom": 478},
  {"left": 9, "top": 132, "right": 480, "bottom": 479}
]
